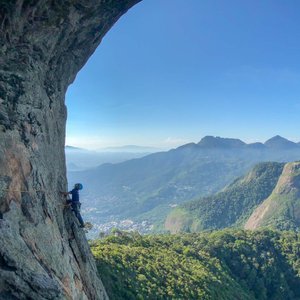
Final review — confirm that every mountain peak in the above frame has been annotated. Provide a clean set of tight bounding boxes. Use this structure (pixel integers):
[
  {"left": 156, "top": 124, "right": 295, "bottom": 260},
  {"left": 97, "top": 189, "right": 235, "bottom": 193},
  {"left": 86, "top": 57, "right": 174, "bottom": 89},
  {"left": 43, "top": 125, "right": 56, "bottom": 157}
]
[
  {"left": 266, "top": 135, "right": 287, "bottom": 142},
  {"left": 198, "top": 136, "right": 246, "bottom": 148},
  {"left": 264, "top": 136, "right": 298, "bottom": 149}
]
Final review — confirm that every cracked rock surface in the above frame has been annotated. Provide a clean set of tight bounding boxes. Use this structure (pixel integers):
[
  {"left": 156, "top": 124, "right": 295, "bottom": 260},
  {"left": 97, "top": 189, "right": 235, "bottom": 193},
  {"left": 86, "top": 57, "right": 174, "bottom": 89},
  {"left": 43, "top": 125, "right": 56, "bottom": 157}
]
[{"left": 0, "top": 1, "right": 140, "bottom": 299}]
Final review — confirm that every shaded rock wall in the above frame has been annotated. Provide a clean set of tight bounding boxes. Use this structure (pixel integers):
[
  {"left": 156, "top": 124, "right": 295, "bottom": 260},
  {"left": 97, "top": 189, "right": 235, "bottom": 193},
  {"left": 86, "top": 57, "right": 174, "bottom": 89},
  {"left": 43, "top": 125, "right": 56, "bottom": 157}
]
[{"left": 0, "top": 0, "right": 140, "bottom": 299}]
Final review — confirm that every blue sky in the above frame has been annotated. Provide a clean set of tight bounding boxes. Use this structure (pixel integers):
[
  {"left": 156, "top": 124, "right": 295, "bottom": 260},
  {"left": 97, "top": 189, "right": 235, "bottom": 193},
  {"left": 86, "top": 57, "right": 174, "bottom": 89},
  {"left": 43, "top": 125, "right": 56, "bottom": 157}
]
[{"left": 66, "top": 0, "right": 300, "bottom": 149}]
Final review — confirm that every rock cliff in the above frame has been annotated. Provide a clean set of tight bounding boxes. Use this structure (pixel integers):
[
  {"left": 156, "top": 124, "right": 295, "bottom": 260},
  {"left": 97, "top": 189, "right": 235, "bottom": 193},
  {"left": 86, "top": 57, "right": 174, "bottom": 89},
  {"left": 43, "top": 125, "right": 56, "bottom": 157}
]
[
  {"left": 245, "top": 162, "right": 300, "bottom": 230},
  {"left": 0, "top": 1, "right": 140, "bottom": 299}
]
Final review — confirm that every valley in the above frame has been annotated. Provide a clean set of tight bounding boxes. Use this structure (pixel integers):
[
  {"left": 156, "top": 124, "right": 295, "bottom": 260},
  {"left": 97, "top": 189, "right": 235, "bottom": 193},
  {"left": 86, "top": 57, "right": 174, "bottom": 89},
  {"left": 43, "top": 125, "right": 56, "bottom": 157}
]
[{"left": 67, "top": 136, "right": 300, "bottom": 237}]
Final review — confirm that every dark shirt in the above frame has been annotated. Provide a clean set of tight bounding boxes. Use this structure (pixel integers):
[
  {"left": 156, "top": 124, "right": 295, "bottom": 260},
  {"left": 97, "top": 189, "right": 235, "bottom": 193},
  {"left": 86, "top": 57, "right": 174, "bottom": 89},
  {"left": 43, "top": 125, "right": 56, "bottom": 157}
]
[{"left": 69, "top": 188, "right": 79, "bottom": 203}]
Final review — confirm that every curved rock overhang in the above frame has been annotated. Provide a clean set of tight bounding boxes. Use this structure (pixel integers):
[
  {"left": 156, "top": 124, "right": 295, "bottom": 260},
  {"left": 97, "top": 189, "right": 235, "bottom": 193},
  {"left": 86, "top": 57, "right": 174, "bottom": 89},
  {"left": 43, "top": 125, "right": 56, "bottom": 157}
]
[{"left": 0, "top": 1, "right": 140, "bottom": 299}]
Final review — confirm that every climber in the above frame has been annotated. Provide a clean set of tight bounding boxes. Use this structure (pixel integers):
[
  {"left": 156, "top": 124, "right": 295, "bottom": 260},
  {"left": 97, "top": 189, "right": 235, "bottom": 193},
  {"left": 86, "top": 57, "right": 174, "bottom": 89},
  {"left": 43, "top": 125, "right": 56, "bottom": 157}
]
[{"left": 61, "top": 183, "right": 85, "bottom": 228}]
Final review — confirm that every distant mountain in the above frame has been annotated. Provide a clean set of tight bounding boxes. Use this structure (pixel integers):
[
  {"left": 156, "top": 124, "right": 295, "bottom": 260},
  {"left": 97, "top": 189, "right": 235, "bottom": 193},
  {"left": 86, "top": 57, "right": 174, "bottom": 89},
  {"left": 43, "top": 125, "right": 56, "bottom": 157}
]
[
  {"left": 245, "top": 161, "right": 300, "bottom": 230},
  {"left": 264, "top": 135, "right": 299, "bottom": 149},
  {"left": 198, "top": 136, "right": 246, "bottom": 148},
  {"left": 247, "top": 142, "right": 266, "bottom": 149},
  {"left": 197, "top": 135, "right": 300, "bottom": 150},
  {"left": 165, "top": 162, "right": 284, "bottom": 233},
  {"left": 65, "top": 145, "right": 86, "bottom": 151},
  {"left": 68, "top": 136, "right": 300, "bottom": 228},
  {"left": 65, "top": 146, "right": 150, "bottom": 171}
]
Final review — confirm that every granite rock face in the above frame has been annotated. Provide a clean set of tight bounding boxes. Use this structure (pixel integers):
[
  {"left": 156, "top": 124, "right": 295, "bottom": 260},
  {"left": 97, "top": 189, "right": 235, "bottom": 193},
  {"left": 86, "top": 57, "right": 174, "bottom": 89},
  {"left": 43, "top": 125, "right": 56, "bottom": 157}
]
[
  {"left": 245, "top": 162, "right": 300, "bottom": 230},
  {"left": 0, "top": 1, "right": 140, "bottom": 299}
]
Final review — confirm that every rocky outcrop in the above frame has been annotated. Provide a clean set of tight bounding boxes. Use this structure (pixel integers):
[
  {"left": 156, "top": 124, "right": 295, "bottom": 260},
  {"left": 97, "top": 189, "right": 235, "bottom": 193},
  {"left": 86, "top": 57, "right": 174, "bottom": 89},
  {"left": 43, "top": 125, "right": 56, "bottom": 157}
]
[
  {"left": 0, "top": 1, "right": 140, "bottom": 299},
  {"left": 245, "top": 162, "right": 300, "bottom": 230}
]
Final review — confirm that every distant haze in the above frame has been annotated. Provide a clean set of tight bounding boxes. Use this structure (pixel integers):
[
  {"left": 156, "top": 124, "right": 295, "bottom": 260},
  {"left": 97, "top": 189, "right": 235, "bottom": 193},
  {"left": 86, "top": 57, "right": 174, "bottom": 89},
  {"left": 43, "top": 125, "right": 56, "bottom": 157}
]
[
  {"left": 65, "top": 146, "right": 158, "bottom": 171},
  {"left": 66, "top": 135, "right": 300, "bottom": 152}
]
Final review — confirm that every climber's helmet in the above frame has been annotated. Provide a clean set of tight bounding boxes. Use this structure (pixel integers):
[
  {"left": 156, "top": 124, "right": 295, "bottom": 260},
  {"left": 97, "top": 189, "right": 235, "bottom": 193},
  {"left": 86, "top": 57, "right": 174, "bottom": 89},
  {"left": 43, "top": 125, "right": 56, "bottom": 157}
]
[{"left": 74, "top": 183, "right": 83, "bottom": 190}]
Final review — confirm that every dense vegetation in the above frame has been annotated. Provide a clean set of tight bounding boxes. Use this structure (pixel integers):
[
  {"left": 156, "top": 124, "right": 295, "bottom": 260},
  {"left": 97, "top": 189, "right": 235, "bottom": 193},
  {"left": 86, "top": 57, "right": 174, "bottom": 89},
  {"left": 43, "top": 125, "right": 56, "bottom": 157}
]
[
  {"left": 91, "top": 230, "right": 300, "bottom": 300},
  {"left": 165, "top": 162, "right": 284, "bottom": 233}
]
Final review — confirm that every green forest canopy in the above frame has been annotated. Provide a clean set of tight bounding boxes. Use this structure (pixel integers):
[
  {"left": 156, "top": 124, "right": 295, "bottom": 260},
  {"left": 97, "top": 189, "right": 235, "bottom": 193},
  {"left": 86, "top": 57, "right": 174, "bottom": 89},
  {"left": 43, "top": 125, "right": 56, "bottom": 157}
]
[{"left": 91, "top": 229, "right": 300, "bottom": 300}]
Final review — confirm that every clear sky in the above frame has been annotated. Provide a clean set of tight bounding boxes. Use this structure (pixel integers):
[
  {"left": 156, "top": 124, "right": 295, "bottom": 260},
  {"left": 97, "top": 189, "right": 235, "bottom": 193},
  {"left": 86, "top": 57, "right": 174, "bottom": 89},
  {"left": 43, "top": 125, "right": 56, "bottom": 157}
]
[{"left": 66, "top": 0, "right": 300, "bottom": 150}]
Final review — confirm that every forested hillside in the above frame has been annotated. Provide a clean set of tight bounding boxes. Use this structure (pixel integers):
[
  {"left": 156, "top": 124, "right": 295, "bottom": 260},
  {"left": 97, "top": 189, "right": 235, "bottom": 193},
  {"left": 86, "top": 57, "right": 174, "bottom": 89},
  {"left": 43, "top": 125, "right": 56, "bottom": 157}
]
[
  {"left": 165, "top": 162, "right": 284, "bottom": 233},
  {"left": 91, "top": 230, "right": 300, "bottom": 300}
]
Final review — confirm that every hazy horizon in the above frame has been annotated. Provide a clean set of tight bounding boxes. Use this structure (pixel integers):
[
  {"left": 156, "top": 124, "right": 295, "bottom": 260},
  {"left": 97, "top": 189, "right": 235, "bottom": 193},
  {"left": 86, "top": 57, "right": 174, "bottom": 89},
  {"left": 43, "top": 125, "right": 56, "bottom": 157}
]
[{"left": 66, "top": 134, "right": 300, "bottom": 152}]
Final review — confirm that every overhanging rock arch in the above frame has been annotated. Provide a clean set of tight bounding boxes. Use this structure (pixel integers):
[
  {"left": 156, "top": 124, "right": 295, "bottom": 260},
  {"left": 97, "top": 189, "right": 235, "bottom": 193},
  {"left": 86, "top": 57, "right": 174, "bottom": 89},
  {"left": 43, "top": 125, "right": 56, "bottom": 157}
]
[{"left": 0, "top": 1, "right": 140, "bottom": 299}]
